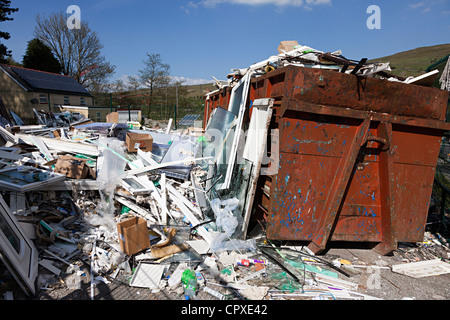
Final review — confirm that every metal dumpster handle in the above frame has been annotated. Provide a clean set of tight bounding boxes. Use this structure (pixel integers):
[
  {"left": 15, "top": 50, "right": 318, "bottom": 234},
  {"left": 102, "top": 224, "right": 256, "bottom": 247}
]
[{"left": 365, "top": 135, "right": 389, "bottom": 151}]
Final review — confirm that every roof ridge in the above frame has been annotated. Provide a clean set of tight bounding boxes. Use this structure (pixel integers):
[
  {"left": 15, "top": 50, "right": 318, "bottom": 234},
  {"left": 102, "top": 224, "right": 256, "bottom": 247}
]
[
  {"left": 2, "top": 63, "right": 72, "bottom": 78},
  {"left": 0, "top": 63, "right": 92, "bottom": 96}
]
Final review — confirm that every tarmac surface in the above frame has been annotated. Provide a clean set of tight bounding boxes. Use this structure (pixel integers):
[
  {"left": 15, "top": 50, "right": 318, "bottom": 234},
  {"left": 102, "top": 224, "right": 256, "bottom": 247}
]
[{"left": 1, "top": 243, "right": 449, "bottom": 301}]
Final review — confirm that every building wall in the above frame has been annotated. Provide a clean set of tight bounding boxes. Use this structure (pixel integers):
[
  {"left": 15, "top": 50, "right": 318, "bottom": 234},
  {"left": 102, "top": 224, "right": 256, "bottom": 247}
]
[
  {"left": 31, "top": 93, "right": 94, "bottom": 114},
  {"left": 0, "top": 70, "right": 31, "bottom": 119},
  {"left": 0, "top": 70, "right": 94, "bottom": 122},
  {"left": 88, "top": 107, "right": 114, "bottom": 122}
]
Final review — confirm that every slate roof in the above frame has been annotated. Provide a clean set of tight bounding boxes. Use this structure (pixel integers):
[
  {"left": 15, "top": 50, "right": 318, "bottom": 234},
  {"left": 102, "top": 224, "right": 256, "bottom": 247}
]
[{"left": 0, "top": 64, "right": 92, "bottom": 97}]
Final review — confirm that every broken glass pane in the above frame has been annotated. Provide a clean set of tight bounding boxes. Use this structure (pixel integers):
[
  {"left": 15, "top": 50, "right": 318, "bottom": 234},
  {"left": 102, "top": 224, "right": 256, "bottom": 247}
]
[
  {"left": 0, "top": 213, "right": 21, "bottom": 254},
  {"left": 201, "top": 107, "right": 236, "bottom": 172},
  {"left": 0, "top": 169, "right": 50, "bottom": 186}
]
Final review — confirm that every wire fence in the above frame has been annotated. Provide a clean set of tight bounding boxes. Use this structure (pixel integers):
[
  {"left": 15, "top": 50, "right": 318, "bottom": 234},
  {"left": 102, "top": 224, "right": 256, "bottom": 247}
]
[{"left": 140, "top": 105, "right": 205, "bottom": 125}]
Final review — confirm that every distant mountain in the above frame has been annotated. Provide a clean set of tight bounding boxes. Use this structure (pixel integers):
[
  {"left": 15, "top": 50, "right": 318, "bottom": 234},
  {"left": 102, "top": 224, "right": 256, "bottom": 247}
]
[{"left": 370, "top": 43, "right": 450, "bottom": 78}]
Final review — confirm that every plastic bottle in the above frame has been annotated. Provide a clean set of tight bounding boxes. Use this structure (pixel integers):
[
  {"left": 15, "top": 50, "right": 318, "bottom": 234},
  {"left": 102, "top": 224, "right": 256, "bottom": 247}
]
[
  {"left": 184, "top": 279, "right": 197, "bottom": 300},
  {"left": 203, "top": 287, "right": 225, "bottom": 300},
  {"left": 181, "top": 269, "right": 197, "bottom": 300}
]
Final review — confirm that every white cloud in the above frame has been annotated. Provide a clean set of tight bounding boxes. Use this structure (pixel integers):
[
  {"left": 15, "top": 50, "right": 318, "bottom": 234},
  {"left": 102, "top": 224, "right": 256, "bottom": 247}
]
[
  {"left": 114, "top": 75, "right": 213, "bottom": 88},
  {"left": 408, "top": 1, "right": 438, "bottom": 14},
  {"left": 181, "top": 1, "right": 199, "bottom": 14},
  {"left": 409, "top": 2, "right": 425, "bottom": 9},
  {"left": 199, "top": 0, "right": 331, "bottom": 8},
  {"left": 171, "top": 76, "right": 213, "bottom": 85}
]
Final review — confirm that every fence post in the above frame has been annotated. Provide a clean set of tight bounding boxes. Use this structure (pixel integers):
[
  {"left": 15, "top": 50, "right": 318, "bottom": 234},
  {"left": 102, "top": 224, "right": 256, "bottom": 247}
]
[{"left": 174, "top": 104, "right": 177, "bottom": 130}]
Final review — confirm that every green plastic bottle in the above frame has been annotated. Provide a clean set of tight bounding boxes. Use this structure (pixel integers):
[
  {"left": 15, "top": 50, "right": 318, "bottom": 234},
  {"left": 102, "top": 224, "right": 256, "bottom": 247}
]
[{"left": 181, "top": 269, "right": 197, "bottom": 300}]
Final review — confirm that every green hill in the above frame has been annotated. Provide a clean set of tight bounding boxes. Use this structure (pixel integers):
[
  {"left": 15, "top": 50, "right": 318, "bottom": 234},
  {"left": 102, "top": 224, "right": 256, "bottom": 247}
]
[
  {"left": 370, "top": 43, "right": 450, "bottom": 78},
  {"left": 184, "top": 82, "right": 216, "bottom": 98}
]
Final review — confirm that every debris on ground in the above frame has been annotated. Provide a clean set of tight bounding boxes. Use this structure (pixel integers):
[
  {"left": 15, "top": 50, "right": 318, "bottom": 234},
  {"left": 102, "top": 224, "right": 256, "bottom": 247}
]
[{"left": 0, "top": 41, "right": 449, "bottom": 301}]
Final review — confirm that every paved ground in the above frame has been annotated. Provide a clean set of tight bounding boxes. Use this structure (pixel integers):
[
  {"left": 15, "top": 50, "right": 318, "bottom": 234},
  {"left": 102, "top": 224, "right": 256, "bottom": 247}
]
[{"left": 2, "top": 242, "right": 449, "bottom": 302}]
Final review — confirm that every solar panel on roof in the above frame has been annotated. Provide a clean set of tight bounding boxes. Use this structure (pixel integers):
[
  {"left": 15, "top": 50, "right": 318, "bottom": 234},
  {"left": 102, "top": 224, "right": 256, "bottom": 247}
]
[
  {"left": 178, "top": 114, "right": 200, "bottom": 126},
  {"left": 11, "top": 67, "right": 90, "bottom": 95}
]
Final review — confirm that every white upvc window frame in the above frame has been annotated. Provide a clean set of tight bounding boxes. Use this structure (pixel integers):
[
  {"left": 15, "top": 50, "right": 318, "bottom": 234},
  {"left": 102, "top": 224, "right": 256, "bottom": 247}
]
[{"left": 0, "top": 194, "right": 38, "bottom": 296}]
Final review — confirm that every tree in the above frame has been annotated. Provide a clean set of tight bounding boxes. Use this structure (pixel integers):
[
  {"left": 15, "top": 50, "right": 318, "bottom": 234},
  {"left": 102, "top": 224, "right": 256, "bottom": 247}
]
[
  {"left": 22, "top": 38, "right": 62, "bottom": 73},
  {"left": 127, "top": 75, "right": 141, "bottom": 92},
  {"left": 138, "top": 53, "right": 171, "bottom": 118},
  {"left": 34, "top": 11, "right": 115, "bottom": 89},
  {"left": 0, "top": 0, "right": 18, "bottom": 63}
]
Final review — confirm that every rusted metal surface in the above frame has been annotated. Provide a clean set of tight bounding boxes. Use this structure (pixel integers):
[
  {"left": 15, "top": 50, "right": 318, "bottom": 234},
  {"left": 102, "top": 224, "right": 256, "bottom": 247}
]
[
  {"left": 204, "top": 87, "right": 232, "bottom": 129},
  {"left": 205, "top": 65, "right": 450, "bottom": 255}
]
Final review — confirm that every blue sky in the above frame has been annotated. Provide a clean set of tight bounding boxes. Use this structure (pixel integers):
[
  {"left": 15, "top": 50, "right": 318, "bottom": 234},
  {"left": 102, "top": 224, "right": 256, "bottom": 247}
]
[{"left": 1, "top": 0, "right": 450, "bottom": 85}]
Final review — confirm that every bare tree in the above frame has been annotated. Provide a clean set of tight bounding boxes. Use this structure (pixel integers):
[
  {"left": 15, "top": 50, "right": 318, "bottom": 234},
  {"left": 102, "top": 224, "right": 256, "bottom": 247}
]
[
  {"left": 127, "top": 75, "right": 141, "bottom": 92},
  {"left": 34, "top": 11, "right": 115, "bottom": 89},
  {"left": 138, "top": 53, "right": 170, "bottom": 118}
]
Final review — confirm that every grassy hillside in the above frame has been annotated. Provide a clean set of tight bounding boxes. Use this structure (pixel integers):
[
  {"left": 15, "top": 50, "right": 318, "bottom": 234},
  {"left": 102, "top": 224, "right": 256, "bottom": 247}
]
[
  {"left": 184, "top": 82, "right": 216, "bottom": 98},
  {"left": 370, "top": 43, "right": 450, "bottom": 78}
]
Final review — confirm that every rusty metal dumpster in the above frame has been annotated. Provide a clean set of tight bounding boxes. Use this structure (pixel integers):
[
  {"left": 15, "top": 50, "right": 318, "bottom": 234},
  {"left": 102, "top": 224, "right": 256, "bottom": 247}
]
[{"left": 205, "top": 64, "right": 450, "bottom": 255}]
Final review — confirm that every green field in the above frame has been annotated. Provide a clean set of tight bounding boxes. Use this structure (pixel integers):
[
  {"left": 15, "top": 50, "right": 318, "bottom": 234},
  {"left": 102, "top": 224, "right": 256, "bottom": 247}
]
[{"left": 370, "top": 43, "right": 450, "bottom": 78}]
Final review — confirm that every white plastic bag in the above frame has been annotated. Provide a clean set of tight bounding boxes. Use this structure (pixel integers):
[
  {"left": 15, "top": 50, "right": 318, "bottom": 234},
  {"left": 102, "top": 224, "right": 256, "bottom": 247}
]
[
  {"left": 210, "top": 198, "right": 240, "bottom": 237},
  {"left": 96, "top": 137, "right": 126, "bottom": 217},
  {"left": 209, "top": 198, "right": 255, "bottom": 252}
]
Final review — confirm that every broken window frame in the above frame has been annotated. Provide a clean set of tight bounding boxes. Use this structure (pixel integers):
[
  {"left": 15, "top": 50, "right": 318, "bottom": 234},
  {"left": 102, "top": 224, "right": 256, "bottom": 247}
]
[
  {"left": 120, "top": 176, "right": 152, "bottom": 195},
  {"left": 0, "top": 194, "right": 38, "bottom": 296},
  {"left": 0, "top": 166, "right": 66, "bottom": 192},
  {"left": 241, "top": 98, "right": 274, "bottom": 238},
  {"left": 217, "top": 71, "right": 254, "bottom": 191},
  {"left": 0, "top": 147, "right": 22, "bottom": 168}
]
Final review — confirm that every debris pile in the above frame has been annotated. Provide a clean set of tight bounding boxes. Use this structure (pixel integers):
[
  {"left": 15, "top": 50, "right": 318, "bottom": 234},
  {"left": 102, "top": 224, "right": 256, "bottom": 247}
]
[{"left": 0, "top": 41, "right": 449, "bottom": 301}]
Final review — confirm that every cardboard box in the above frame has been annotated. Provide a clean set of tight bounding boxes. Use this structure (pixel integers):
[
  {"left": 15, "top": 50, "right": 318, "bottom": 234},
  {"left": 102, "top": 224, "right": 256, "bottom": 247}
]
[
  {"left": 277, "top": 40, "right": 299, "bottom": 54},
  {"left": 126, "top": 132, "right": 153, "bottom": 153},
  {"left": 54, "top": 155, "right": 89, "bottom": 179},
  {"left": 106, "top": 112, "right": 119, "bottom": 123},
  {"left": 117, "top": 217, "right": 151, "bottom": 255}
]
